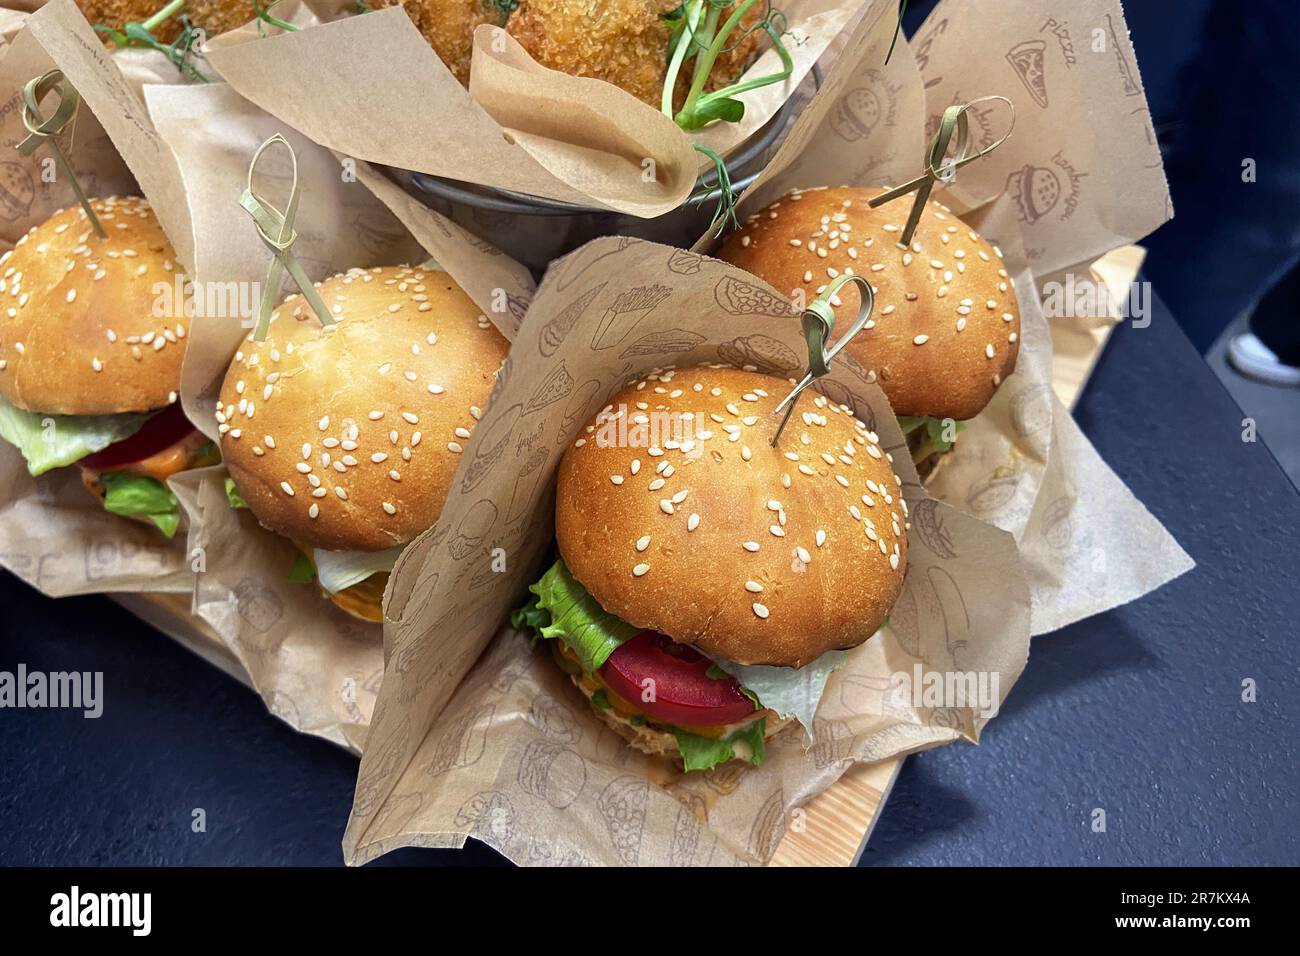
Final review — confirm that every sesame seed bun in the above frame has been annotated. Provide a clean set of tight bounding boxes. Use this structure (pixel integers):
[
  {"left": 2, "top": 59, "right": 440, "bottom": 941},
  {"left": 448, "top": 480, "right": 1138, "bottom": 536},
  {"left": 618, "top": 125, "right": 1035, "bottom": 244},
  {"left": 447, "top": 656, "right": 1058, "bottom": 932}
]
[
  {"left": 218, "top": 266, "right": 508, "bottom": 553},
  {"left": 0, "top": 197, "right": 184, "bottom": 415},
  {"left": 556, "top": 365, "right": 907, "bottom": 669},
  {"left": 716, "top": 186, "right": 1020, "bottom": 422}
]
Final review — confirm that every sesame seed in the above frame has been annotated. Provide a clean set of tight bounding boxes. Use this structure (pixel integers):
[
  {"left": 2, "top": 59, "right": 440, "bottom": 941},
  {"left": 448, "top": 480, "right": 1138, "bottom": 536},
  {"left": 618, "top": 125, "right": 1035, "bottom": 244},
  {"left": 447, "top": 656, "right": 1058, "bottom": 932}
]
[
  {"left": 752, "top": 603, "right": 770, "bottom": 620},
  {"left": 382, "top": 502, "right": 397, "bottom": 515},
  {"left": 796, "top": 546, "right": 811, "bottom": 563},
  {"left": 687, "top": 513, "right": 699, "bottom": 531},
  {"left": 447, "top": 442, "right": 463, "bottom": 453},
  {"left": 890, "top": 552, "right": 900, "bottom": 570},
  {"left": 632, "top": 563, "right": 650, "bottom": 577},
  {"left": 742, "top": 541, "right": 760, "bottom": 552},
  {"left": 745, "top": 581, "right": 763, "bottom": 593},
  {"left": 280, "top": 482, "right": 294, "bottom": 496},
  {"left": 610, "top": 475, "right": 624, "bottom": 485},
  {"left": 635, "top": 535, "right": 650, "bottom": 551},
  {"left": 913, "top": 334, "right": 929, "bottom": 345}
]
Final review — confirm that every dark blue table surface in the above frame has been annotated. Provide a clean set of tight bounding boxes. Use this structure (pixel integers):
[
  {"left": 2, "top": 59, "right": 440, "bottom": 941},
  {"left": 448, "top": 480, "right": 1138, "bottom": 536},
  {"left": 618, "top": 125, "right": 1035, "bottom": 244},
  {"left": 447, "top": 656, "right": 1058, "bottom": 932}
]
[{"left": 1, "top": 290, "right": 1296, "bottom": 867}]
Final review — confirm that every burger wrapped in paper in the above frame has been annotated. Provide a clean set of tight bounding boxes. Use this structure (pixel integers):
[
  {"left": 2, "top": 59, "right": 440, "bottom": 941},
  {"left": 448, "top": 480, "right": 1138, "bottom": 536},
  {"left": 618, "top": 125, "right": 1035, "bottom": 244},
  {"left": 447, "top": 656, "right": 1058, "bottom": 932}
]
[
  {"left": 217, "top": 265, "right": 508, "bottom": 622},
  {"left": 0, "top": 197, "right": 215, "bottom": 537},
  {"left": 717, "top": 186, "right": 1021, "bottom": 477},
  {"left": 513, "top": 364, "right": 908, "bottom": 771}
]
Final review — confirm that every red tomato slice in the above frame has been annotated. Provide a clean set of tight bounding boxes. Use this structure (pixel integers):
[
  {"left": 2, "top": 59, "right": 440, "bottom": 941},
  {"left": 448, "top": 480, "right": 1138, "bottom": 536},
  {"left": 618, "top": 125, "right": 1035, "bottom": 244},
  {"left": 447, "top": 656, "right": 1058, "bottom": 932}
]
[
  {"left": 79, "top": 403, "right": 196, "bottom": 470},
  {"left": 599, "top": 630, "right": 757, "bottom": 727}
]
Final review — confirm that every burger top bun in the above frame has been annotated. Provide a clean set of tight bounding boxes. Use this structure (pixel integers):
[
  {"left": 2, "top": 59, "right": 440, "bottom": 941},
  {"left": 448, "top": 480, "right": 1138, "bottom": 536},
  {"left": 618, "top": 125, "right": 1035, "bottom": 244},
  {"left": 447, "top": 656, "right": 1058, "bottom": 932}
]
[
  {"left": 0, "top": 197, "right": 184, "bottom": 415},
  {"left": 716, "top": 186, "right": 1020, "bottom": 422},
  {"left": 556, "top": 365, "right": 908, "bottom": 669},
  {"left": 218, "top": 266, "right": 508, "bottom": 553}
]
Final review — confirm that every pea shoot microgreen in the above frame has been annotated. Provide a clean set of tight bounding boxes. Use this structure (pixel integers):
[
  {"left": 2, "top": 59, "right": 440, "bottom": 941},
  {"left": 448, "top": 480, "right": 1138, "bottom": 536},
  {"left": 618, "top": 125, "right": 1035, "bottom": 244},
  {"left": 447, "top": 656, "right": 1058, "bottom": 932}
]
[
  {"left": 93, "top": 0, "right": 209, "bottom": 82},
  {"left": 661, "top": 1, "right": 793, "bottom": 235}
]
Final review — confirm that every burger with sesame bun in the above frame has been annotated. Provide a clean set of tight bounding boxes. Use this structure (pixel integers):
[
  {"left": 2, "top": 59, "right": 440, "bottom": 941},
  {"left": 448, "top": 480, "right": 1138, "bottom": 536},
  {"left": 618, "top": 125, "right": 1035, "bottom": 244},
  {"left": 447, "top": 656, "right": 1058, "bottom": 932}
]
[
  {"left": 217, "top": 265, "right": 509, "bottom": 623},
  {"left": 0, "top": 197, "right": 216, "bottom": 537},
  {"left": 512, "top": 365, "right": 908, "bottom": 771},
  {"left": 716, "top": 186, "right": 1021, "bottom": 477}
]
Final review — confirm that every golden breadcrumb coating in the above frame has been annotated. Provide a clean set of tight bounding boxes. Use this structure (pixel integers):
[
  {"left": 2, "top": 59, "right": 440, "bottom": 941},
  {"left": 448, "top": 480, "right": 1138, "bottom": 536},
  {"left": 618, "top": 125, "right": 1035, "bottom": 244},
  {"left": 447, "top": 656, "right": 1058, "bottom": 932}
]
[
  {"left": 80, "top": 0, "right": 256, "bottom": 44},
  {"left": 367, "top": 0, "right": 513, "bottom": 85},
  {"left": 507, "top": 0, "right": 763, "bottom": 107}
]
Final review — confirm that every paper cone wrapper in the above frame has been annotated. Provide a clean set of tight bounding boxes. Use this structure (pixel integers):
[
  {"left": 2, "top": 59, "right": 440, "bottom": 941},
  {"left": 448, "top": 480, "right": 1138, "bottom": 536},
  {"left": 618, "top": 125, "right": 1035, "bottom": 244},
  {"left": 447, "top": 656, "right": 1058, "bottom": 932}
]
[
  {"left": 342, "top": 237, "right": 1033, "bottom": 865},
  {"left": 148, "top": 78, "right": 532, "bottom": 746},
  {"left": 0, "top": 0, "right": 204, "bottom": 596}
]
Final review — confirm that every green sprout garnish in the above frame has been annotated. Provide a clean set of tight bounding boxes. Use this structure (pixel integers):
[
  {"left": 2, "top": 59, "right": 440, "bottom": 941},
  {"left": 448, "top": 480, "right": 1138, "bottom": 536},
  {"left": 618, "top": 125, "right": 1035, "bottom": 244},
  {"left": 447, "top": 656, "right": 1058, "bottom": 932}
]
[
  {"left": 663, "top": 2, "right": 793, "bottom": 236},
  {"left": 254, "top": 0, "right": 298, "bottom": 35},
  {"left": 692, "top": 143, "right": 740, "bottom": 237},
  {"left": 885, "top": 0, "right": 908, "bottom": 64},
  {"left": 662, "top": 1, "right": 793, "bottom": 131},
  {"left": 93, "top": 0, "right": 209, "bottom": 82}
]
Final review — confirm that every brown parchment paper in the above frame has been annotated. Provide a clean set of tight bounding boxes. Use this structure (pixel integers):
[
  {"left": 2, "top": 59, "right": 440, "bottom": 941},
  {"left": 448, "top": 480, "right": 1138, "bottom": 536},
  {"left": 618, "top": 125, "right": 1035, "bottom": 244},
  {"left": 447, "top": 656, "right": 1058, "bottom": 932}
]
[
  {"left": 0, "top": 0, "right": 206, "bottom": 597},
  {"left": 341, "top": 236, "right": 1032, "bottom": 866},
  {"left": 202, "top": 0, "right": 863, "bottom": 217},
  {"left": 687, "top": 0, "right": 1194, "bottom": 635},
  {"left": 147, "top": 80, "right": 532, "bottom": 748}
]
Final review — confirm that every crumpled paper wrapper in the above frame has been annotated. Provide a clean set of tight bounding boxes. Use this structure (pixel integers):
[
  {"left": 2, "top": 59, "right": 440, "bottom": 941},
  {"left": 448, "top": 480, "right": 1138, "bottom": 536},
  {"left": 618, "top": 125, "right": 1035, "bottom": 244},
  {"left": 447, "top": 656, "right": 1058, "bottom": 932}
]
[
  {"left": 147, "top": 79, "right": 533, "bottom": 748},
  {"left": 694, "top": 0, "right": 1194, "bottom": 635},
  {"left": 202, "top": 0, "right": 862, "bottom": 217},
  {"left": 342, "top": 237, "right": 1032, "bottom": 866},
  {"left": 0, "top": 0, "right": 202, "bottom": 596}
]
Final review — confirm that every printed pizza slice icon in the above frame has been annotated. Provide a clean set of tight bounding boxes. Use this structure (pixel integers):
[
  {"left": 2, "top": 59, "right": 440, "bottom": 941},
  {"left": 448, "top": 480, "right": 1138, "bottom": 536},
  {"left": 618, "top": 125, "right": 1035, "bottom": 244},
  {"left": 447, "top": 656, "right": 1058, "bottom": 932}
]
[{"left": 1007, "top": 40, "right": 1048, "bottom": 108}]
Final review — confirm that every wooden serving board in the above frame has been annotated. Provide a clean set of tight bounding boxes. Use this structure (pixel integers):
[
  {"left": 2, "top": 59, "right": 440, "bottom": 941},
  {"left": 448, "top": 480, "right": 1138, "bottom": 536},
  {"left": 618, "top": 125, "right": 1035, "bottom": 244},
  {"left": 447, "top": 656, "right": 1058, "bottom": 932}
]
[{"left": 106, "top": 247, "right": 1140, "bottom": 867}]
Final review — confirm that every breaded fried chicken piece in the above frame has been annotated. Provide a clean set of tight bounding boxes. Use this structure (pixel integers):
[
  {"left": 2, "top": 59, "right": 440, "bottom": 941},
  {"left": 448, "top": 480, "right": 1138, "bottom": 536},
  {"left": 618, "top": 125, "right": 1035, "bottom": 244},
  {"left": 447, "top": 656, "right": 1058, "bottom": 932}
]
[
  {"left": 507, "top": 0, "right": 762, "bottom": 108},
  {"left": 367, "top": 0, "right": 513, "bottom": 85},
  {"left": 80, "top": 0, "right": 256, "bottom": 44}
]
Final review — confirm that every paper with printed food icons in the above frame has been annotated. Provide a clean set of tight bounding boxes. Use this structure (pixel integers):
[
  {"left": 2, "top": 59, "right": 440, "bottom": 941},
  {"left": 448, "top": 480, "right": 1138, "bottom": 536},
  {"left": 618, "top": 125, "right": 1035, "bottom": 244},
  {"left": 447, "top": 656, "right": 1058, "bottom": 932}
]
[
  {"left": 689, "top": 0, "right": 1192, "bottom": 635},
  {"left": 340, "top": 236, "right": 1033, "bottom": 866},
  {"left": 201, "top": 0, "right": 863, "bottom": 218},
  {"left": 145, "top": 79, "right": 532, "bottom": 749},
  {"left": 0, "top": 0, "right": 205, "bottom": 598}
]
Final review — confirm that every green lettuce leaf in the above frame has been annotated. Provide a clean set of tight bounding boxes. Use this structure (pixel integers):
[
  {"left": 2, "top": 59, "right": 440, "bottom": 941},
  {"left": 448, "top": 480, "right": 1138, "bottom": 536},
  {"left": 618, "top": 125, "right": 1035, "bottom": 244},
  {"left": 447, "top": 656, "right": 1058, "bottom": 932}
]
[
  {"left": 288, "top": 551, "right": 316, "bottom": 583},
  {"left": 224, "top": 476, "right": 248, "bottom": 509},
  {"left": 519, "top": 559, "right": 638, "bottom": 673},
  {"left": 0, "top": 395, "right": 148, "bottom": 476},
  {"left": 669, "top": 718, "right": 767, "bottom": 772},
  {"left": 510, "top": 593, "right": 549, "bottom": 632},
  {"left": 926, "top": 416, "right": 966, "bottom": 454},
  {"left": 100, "top": 472, "right": 181, "bottom": 538}
]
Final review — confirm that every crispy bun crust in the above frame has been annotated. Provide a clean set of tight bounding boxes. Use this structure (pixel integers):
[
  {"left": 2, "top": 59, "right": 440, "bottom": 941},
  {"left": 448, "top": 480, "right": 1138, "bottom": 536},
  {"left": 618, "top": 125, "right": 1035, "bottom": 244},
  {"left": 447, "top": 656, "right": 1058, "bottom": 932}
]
[
  {"left": 716, "top": 186, "right": 1020, "bottom": 421},
  {"left": 218, "top": 266, "right": 508, "bottom": 552},
  {"left": 556, "top": 365, "right": 907, "bottom": 668},
  {"left": 0, "top": 198, "right": 183, "bottom": 414}
]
